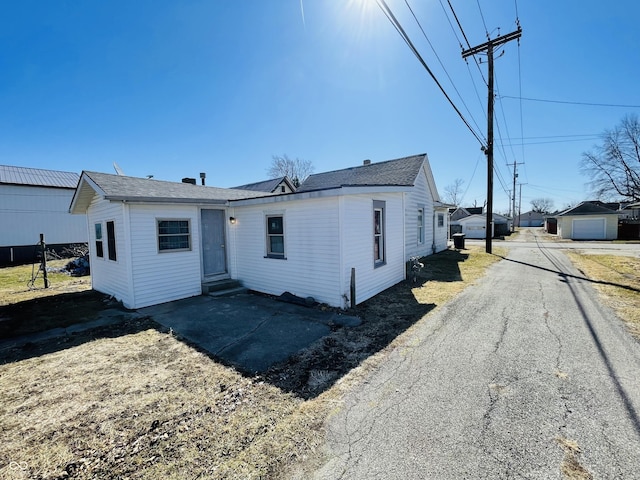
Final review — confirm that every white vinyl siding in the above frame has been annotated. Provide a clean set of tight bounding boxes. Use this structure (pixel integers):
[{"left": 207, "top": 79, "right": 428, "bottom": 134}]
[
  {"left": 404, "top": 169, "right": 444, "bottom": 257},
  {"left": 341, "top": 194, "right": 404, "bottom": 305},
  {"left": 87, "top": 196, "right": 131, "bottom": 306},
  {"left": 0, "top": 184, "right": 87, "bottom": 247},
  {"left": 128, "top": 205, "right": 202, "bottom": 308},
  {"left": 231, "top": 197, "right": 342, "bottom": 306}
]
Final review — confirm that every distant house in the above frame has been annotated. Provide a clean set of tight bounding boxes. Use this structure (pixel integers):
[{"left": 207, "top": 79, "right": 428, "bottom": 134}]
[
  {"left": 516, "top": 210, "right": 545, "bottom": 227},
  {"left": 554, "top": 201, "right": 620, "bottom": 240},
  {"left": 0, "top": 165, "right": 87, "bottom": 265},
  {"left": 231, "top": 176, "right": 296, "bottom": 194},
  {"left": 450, "top": 213, "right": 512, "bottom": 239},
  {"left": 70, "top": 154, "right": 449, "bottom": 309},
  {"left": 449, "top": 205, "right": 512, "bottom": 238}
]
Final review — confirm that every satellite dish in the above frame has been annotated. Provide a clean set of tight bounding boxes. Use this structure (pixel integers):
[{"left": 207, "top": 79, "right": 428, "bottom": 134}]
[{"left": 113, "top": 162, "right": 125, "bottom": 176}]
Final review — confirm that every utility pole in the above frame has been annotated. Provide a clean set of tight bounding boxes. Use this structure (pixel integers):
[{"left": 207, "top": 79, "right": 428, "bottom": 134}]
[
  {"left": 518, "top": 183, "right": 526, "bottom": 227},
  {"left": 462, "top": 26, "right": 522, "bottom": 253},
  {"left": 507, "top": 161, "right": 524, "bottom": 232}
]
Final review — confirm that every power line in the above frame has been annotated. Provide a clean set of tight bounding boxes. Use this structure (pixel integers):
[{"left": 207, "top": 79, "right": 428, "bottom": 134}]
[
  {"left": 444, "top": 0, "right": 488, "bottom": 86},
  {"left": 476, "top": 0, "right": 489, "bottom": 37},
  {"left": 375, "top": 0, "right": 486, "bottom": 145},
  {"left": 500, "top": 95, "right": 640, "bottom": 108},
  {"left": 403, "top": 0, "right": 485, "bottom": 138}
]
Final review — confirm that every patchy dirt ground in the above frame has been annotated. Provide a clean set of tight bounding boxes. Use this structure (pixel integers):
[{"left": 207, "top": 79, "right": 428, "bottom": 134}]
[{"left": 0, "top": 246, "right": 504, "bottom": 479}]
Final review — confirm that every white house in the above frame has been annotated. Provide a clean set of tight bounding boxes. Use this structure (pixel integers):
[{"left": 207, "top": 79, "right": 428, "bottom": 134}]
[
  {"left": 70, "top": 154, "right": 449, "bottom": 309},
  {"left": 0, "top": 165, "right": 88, "bottom": 265}
]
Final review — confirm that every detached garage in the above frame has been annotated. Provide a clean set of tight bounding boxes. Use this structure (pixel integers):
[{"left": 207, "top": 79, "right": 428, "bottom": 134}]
[{"left": 555, "top": 202, "right": 619, "bottom": 240}]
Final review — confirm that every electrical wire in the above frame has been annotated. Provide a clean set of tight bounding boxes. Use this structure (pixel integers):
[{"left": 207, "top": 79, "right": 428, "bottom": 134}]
[
  {"left": 476, "top": 0, "right": 489, "bottom": 37},
  {"left": 375, "top": 0, "right": 486, "bottom": 146},
  {"left": 500, "top": 95, "right": 640, "bottom": 108},
  {"left": 403, "top": 0, "right": 485, "bottom": 138},
  {"left": 444, "top": 0, "right": 488, "bottom": 86}
]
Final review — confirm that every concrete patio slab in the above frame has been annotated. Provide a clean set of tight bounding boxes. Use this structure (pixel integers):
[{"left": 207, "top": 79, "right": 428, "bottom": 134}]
[{"left": 139, "top": 293, "right": 361, "bottom": 373}]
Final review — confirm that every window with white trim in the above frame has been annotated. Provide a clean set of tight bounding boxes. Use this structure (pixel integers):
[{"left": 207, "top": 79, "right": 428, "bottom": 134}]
[
  {"left": 417, "top": 208, "right": 424, "bottom": 244},
  {"left": 266, "top": 215, "right": 285, "bottom": 258},
  {"left": 106, "top": 220, "right": 117, "bottom": 261},
  {"left": 438, "top": 213, "right": 444, "bottom": 227},
  {"left": 373, "top": 200, "right": 385, "bottom": 266},
  {"left": 95, "top": 223, "right": 103, "bottom": 258},
  {"left": 158, "top": 219, "right": 191, "bottom": 251}
]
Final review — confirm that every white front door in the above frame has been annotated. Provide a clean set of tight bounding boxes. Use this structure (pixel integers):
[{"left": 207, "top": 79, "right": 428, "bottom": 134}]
[{"left": 201, "top": 209, "right": 227, "bottom": 276}]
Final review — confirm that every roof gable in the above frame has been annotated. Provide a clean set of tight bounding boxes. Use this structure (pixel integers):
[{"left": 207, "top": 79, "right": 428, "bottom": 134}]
[
  {"left": 297, "top": 154, "right": 427, "bottom": 192},
  {"left": 231, "top": 176, "right": 296, "bottom": 193},
  {"left": 0, "top": 165, "right": 79, "bottom": 188}
]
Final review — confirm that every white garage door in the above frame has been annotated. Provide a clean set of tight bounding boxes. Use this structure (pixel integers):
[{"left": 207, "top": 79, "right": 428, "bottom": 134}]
[{"left": 572, "top": 218, "right": 605, "bottom": 239}]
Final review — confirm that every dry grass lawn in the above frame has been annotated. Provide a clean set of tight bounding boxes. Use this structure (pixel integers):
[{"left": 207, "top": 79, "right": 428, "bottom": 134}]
[
  {"left": 566, "top": 252, "right": 640, "bottom": 339},
  {"left": 0, "top": 246, "right": 504, "bottom": 479},
  {"left": 0, "top": 260, "right": 91, "bottom": 306}
]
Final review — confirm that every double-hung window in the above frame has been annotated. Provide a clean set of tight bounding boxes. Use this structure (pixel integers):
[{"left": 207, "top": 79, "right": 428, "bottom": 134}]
[
  {"left": 266, "top": 215, "right": 285, "bottom": 258},
  {"left": 417, "top": 208, "right": 424, "bottom": 244},
  {"left": 106, "top": 221, "right": 117, "bottom": 261},
  {"left": 158, "top": 219, "right": 191, "bottom": 252},
  {"left": 95, "top": 223, "right": 104, "bottom": 258},
  {"left": 438, "top": 213, "right": 444, "bottom": 227},
  {"left": 373, "top": 200, "right": 385, "bottom": 266}
]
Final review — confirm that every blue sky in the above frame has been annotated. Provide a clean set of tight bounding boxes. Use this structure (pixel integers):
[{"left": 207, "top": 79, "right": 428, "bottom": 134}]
[{"left": 1, "top": 0, "right": 639, "bottom": 213}]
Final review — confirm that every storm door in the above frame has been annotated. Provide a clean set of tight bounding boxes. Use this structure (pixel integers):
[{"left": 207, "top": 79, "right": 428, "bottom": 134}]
[{"left": 201, "top": 209, "right": 227, "bottom": 276}]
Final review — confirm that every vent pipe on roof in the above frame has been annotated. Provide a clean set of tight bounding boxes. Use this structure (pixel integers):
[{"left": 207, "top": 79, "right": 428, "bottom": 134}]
[
  {"left": 182, "top": 177, "right": 196, "bottom": 185},
  {"left": 363, "top": 159, "right": 371, "bottom": 166},
  {"left": 200, "top": 172, "right": 206, "bottom": 186}
]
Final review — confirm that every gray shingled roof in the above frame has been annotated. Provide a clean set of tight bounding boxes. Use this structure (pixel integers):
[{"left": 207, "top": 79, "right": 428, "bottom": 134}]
[
  {"left": 296, "top": 154, "right": 426, "bottom": 192},
  {"left": 556, "top": 201, "right": 621, "bottom": 216},
  {"left": 0, "top": 165, "right": 79, "bottom": 188},
  {"left": 232, "top": 177, "right": 287, "bottom": 192},
  {"left": 82, "top": 171, "right": 270, "bottom": 204}
]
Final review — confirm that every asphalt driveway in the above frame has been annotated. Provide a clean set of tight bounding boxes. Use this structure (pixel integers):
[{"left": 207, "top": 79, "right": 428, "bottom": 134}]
[
  {"left": 139, "top": 293, "right": 360, "bottom": 373},
  {"left": 313, "top": 234, "right": 640, "bottom": 478}
]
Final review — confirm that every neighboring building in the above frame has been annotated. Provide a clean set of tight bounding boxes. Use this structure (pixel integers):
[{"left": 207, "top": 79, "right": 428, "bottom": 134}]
[
  {"left": 450, "top": 210, "right": 512, "bottom": 239},
  {"left": 618, "top": 201, "right": 640, "bottom": 239},
  {"left": 554, "top": 201, "right": 620, "bottom": 240},
  {"left": 0, "top": 165, "right": 87, "bottom": 265},
  {"left": 231, "top": 176, "right": 296, "bottom": 194},
  {"left": 516, "top": 210, "right": 545, "bottom": 227},
  {"left": 70, "top": 154, "right": 449, "bottom": 309}
]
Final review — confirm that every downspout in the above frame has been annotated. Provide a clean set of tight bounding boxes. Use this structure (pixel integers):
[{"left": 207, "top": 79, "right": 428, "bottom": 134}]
[{"left": 432, "top": 210, "right": 437, "bottom": 254}]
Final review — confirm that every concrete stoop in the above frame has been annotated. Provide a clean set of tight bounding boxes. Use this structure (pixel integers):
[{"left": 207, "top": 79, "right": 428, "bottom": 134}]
[{"left": 201, "top": 278, "right": 246, "bottom": 297}]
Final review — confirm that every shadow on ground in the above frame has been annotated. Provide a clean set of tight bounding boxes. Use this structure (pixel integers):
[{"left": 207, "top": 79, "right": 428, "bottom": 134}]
[{"left": 0, "top": 248, "right": 475, "bottom": 400}]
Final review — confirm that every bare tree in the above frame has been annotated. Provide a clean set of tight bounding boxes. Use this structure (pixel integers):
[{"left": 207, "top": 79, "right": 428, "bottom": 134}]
[
  {"left": 443, "top": 178, "right": 465, "bottom": 206},
  {"left": 530, "top": 198, "right": 554, "bottom": 213},
  {"left": 581, "top": 114, "right": 640, "bottom": 202},
  {"left": 267, "top": 154, "right": 314, "bottom": 188}
]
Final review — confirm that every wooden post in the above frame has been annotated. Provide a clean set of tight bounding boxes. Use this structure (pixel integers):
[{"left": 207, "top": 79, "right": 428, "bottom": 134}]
[
  {"left": 40, "top": 233, "right": 49, "bottom": 288},
  {"left": 350, "top": 268, "right": 356, "bottom": 309}
]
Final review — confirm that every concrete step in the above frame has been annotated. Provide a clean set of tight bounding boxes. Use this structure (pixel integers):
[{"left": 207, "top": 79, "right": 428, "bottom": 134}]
[
  {"left": 202, "top": 279, "right": 243, "bottom": 295},
  {"left": 208, "top": 286, "right": 247, "bottom": 298}
]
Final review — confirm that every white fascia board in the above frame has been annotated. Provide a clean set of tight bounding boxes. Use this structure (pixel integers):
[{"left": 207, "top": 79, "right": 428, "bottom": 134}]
[
  {"left": 106, "top": 196, "right": 228, "bottom": 205},
  {"left": 229, "top": 185, "right": 412, "bottom": 207},
  {"left": 69, "top": 173, "right": 107, "bottom": 214}
]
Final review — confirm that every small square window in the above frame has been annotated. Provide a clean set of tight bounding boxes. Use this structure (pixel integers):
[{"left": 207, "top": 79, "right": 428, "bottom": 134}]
[{"left": 158, "top": 220, "right": 191, "bottom": 252}]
